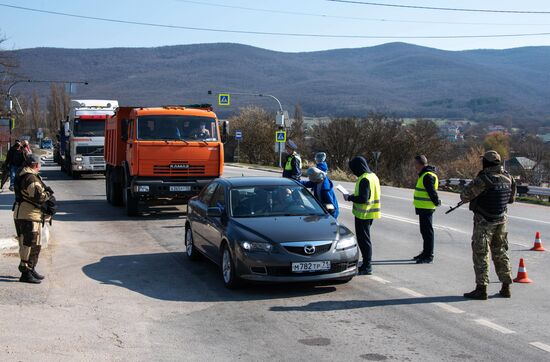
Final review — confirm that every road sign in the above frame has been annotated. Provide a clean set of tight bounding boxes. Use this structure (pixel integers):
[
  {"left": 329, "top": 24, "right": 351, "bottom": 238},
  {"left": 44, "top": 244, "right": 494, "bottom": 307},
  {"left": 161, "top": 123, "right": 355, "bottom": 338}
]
[
  {"left": 235, "top": 130, "right": 242, "bottom": 140},
  {"left": 218, "top": 93, "right": 230, "bottom": 106},
  {"left": 276, "top": 130, "right": 286, "bottom": 143}
]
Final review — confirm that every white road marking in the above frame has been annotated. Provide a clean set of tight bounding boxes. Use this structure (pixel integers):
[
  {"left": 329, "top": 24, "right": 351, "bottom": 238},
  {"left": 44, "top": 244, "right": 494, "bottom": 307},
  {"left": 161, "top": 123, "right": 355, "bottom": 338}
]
[
  {"left": 369, "top": 276, "right": 391, "bottom": 284},
  {"left": 394, "top": 287, "right": 425, "bottom": 298},
  {"left": 529, "top": 342, "right": 550, "bottom": 353},
  {"left": 473, "top": 319, "right": 516, "bottom": 334},
  {"left": 508, "top": 215, "right": 550, "bottom": 225},
  {"left": 432, "top": 303, "right": 465, "bottom": 314}
]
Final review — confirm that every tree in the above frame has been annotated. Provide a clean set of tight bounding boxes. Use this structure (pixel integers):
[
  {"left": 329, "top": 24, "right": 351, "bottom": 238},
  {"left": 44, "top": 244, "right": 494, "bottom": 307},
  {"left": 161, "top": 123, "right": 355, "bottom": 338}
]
[
  {"left": 484, "top": 132, "right": 510, "bottom": 160},
  {"left": 47, "top": 83, "right": 70, "bottom": 134},
  {"left": 288, "top": 103, "right": 307, "bottom": 157}
]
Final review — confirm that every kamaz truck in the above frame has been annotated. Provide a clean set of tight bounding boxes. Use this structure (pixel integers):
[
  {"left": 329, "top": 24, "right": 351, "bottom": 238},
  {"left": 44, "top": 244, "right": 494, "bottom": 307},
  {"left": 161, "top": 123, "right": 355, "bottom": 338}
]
[
  {"left": 60, "top": 99, "right": 118, "bottom": 179},
  {"left": 105, "top": 104, "right": 226, "bottom": 216}
]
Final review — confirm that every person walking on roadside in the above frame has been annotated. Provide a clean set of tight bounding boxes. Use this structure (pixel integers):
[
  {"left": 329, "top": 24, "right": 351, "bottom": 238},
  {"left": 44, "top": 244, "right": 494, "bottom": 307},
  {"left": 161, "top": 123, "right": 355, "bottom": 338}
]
[
  {"left": 315, "top": 152, "right": 328, "bottom": 173},
  {"left": 282, "top": 140, "right": 302, "bottom": 181},
  {"left": 412, "top": 155, "right": 441, "bottom": 264},
  {"left": 301, "top": 167, "right": 339, "bottom": 218},
  {"left": 13, "top": 154, "right": 54, "bottom": 284},
  {"left": 461, "top": 150, "right": 515, "bottom": 300},
  {"left": 344, "top": 156, "right": 381, "bottom": 275},
  {"left": 4, "top": 140, "right": 21, "bottom": 191}
]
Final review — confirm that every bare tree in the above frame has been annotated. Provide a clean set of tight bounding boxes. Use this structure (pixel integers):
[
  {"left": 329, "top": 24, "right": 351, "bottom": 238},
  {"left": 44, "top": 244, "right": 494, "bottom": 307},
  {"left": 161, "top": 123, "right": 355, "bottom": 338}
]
[{"left": 47, "top": 83, "right": 70, "bottom": 133}]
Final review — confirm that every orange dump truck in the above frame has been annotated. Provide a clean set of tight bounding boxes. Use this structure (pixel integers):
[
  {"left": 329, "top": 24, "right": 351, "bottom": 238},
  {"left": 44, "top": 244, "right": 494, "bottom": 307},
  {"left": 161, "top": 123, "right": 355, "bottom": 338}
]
[{"left": 105, "top": 104, "right": 225, "bottom": 216}]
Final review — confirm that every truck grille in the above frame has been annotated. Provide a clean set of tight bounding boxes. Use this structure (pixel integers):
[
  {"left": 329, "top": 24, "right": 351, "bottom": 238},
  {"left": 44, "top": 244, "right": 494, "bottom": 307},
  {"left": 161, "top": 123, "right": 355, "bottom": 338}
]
[
  {"left": 153, "top": 162, "right": 205, "bottom": 176},
  {"left": 90, "top": 156, "right": 105, "bottom": 164}
]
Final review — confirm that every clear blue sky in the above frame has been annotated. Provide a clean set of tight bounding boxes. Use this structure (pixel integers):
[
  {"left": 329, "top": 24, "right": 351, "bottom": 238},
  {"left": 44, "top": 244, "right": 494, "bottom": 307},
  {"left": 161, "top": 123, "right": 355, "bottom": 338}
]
[{"left": 1, "top": 0, "right": 550, "bottom": 52}]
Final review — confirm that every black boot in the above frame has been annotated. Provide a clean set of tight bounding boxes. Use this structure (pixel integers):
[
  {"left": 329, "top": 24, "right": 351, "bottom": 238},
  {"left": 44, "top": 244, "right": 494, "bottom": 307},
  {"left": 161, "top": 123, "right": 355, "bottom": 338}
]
[
  {"left": 499, "top": 283, "right": 511, "bottom": 298},
  {"left": 31, "top": 269, "right": 45, "bottom": 280},
  {"left": 464, "top": 285, "right": 487, "bottom": 300},
  {"left": 412, "top": 252, "right": 424, "bottom": 261},
  {"left": 19, "top": 270, "right": 41, "bottom": 284}
]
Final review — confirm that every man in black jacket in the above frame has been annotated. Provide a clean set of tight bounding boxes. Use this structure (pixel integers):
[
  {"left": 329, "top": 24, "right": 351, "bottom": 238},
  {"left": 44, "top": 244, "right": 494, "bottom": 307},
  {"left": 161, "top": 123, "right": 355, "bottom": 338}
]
[{"left": 412, "top": 155, "right": 440, "bottom": 264}]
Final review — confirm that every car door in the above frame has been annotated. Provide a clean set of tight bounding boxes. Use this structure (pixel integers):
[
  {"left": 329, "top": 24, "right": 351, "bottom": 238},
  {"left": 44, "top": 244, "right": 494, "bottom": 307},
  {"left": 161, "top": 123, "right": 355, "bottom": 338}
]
[
  {"left": 191, "top": 182, "right": 218, "bottom": 254},
  {"left": 202, "top": 183, "right": 227, "bottom": 262}
]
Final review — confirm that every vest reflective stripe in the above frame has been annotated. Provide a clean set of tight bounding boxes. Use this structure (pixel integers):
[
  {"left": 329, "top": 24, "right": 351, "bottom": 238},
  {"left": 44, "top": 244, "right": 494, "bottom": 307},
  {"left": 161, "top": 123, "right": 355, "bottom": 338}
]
[
  {"left": 413, "top": 172, "right": 438, "bottom": 210},
  {"left": 352, "top": 172, "right": 381, "bottom": 220},
  {"left": 284, "top": 153, "right": 301, "bottom": 171}
]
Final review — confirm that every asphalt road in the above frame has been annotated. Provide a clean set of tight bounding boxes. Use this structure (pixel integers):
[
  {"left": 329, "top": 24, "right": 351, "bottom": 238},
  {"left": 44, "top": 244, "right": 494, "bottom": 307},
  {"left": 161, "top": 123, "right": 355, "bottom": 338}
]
[{"left": 1, "top": 164, "right": 549, "bottom": 361}]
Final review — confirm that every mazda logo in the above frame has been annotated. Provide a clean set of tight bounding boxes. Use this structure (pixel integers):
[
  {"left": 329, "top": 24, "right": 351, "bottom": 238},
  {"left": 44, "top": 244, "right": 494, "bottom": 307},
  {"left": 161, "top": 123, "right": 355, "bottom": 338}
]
[{"left": 304, "top": 245, "right": 316, "bottom": 255}]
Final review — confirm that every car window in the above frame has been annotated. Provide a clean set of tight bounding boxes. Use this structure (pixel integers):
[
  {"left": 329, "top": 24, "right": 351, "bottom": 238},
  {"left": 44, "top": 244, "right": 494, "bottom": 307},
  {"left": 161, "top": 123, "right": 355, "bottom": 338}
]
[
  {"left": 200, "top": 183, "right": 218, "bottom": 205},
  {"left": 230, "top": 185, "right": 326, "bottom": 218},
  {"left": 209, "top": 184, "right": 226, "bottom": 209}
]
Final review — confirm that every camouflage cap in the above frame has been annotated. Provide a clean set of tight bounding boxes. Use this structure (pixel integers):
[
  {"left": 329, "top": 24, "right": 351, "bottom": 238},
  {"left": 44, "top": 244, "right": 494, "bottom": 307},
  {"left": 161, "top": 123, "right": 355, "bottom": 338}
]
[{"left": 482, "top": 150, "right": 501, "bottom": 163}]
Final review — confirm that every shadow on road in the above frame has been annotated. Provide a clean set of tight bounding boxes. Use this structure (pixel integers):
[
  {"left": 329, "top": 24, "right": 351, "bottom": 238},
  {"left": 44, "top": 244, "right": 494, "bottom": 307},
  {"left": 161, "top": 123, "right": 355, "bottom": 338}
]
[
  {"left": 0, "top": 192, "right": 15, "bottom": 210},
  {"left": 82, "top": 251, "right": 337, "bottom": 302},
  {"left": 372, "top": 259, "right": 416, "bottom": 265},
  {"left": 0, "top": 275, "right": 19, "bottom": 283},
  {"left": 269, "top": 295, "right": 465, "bottom": 312}
]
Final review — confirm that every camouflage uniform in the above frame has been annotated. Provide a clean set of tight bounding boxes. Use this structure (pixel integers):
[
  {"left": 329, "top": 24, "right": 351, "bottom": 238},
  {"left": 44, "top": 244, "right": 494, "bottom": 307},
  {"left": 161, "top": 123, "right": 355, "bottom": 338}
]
[{"left": 461, "top": 164, "right": 516, "bottom": 287}]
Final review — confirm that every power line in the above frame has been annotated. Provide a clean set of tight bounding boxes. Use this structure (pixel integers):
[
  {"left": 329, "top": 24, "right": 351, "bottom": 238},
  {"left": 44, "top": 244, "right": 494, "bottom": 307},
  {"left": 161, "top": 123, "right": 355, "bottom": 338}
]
[
  {"left": 2, "top": 3, "right": 550, "bottom": 39},
  {"left": 326, "top": 0, "right": 550, "bottom": 14},
  {"left": 177, "top": 0, "right": 550, "bottom": 26}
]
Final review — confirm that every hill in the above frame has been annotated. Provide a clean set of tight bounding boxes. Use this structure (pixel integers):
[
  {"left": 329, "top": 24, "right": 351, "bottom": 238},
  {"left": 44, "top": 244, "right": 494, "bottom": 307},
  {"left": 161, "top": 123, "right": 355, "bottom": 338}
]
[{"left": 10, "top": 42, "right": 550, "bottom": 122}]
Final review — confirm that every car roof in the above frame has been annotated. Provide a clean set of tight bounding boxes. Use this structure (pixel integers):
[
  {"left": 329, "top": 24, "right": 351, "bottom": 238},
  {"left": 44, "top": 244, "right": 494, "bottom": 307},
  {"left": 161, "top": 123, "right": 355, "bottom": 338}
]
[{"left": 219, "top": 177, "right": 301, "bottom": 188}]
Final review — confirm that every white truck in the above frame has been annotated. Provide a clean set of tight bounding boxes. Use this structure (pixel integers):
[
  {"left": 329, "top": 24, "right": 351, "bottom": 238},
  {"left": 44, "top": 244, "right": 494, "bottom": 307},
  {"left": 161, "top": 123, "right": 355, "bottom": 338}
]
[{"left": 61, "top": 99, "right": 118, "bottom": 179}]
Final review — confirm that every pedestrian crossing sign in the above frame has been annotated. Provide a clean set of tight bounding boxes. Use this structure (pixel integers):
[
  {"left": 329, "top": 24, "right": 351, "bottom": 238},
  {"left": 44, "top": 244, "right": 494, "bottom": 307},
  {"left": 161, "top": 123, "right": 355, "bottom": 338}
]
[
  {"left": 218, "top": 93, "right": 230, "bottom": 106},
  {"left": 276, "top": 130, "right": 286, "bottom": 143}
]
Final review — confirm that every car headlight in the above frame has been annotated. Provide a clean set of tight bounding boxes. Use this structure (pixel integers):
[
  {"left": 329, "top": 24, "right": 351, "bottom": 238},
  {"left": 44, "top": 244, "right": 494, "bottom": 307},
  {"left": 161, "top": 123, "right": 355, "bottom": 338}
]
[
  {"left": 75, "top": 156, "right": 83, "bottom": 162},
  {"left": 336, "top": 236, "right": 357, "bottom": 250},
  {"left": 134, "top": 185, "right": 150, "bottom": 192},
  {"left": 239, "top": 241, "right": 272, "bottom": 253}
]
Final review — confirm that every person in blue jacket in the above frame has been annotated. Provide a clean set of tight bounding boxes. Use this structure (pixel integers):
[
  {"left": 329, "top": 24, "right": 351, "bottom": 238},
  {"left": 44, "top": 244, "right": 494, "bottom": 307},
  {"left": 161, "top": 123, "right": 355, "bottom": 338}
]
[
  {"left": 315, "top": 152, "right": 328, "bottom": 173},
  {"left": 301, "top": 167, "right": 339, "bottom": 218}
]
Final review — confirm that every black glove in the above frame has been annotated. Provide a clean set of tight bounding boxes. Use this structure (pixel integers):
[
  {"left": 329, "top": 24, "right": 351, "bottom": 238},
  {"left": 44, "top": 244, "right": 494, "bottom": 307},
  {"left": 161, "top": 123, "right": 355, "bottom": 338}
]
[{"left": 45, "top": 186, "right": 54, "bottom": 194}]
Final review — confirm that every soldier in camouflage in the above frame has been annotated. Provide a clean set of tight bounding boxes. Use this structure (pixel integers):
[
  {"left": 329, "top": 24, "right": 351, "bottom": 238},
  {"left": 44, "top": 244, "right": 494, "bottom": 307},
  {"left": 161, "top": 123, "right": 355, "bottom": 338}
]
[{"left": 460, "top": 150, "right": 516, "bottom": 300}]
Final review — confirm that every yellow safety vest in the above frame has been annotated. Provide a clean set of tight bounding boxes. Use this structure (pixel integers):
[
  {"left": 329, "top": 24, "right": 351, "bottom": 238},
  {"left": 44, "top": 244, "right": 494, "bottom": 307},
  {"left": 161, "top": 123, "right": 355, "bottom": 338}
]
[
  {"left": 413, "top": 171, "right": 439, "bottom": 210},
  {"left": 352, "top": 172, "right": 381, "bottom": 220},
  {"left": 284, "top": 153, "right": 301, "bottom": 171}
]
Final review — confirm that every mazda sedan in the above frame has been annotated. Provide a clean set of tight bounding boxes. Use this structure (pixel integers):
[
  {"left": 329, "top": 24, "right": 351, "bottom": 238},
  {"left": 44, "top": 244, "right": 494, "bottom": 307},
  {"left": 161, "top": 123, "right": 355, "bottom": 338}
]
[{"left": 185, "top": 177, "right": 359, "bottom": 288}]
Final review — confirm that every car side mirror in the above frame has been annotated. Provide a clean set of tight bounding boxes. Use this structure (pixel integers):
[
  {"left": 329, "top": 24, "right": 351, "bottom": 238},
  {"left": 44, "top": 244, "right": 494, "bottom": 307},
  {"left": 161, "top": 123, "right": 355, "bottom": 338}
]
[
  {"left": 325, "top": 204, "right": 336, "bottom": 215},
  {"left": 207, "top": 206, "right": 223, "bottom": 217}
]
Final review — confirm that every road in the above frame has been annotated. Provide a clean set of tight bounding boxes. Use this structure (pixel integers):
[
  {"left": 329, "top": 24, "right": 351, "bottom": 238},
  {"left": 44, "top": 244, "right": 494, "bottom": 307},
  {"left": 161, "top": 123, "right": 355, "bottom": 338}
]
[{"left": 1, "top": 164, "right": 549, "bottom": 361}]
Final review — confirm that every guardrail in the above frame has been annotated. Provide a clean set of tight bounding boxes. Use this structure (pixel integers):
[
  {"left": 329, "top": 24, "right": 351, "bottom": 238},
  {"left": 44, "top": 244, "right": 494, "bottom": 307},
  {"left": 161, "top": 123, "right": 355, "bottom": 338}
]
[{"left": 439, "top": 179, "right": 550, "bottom": 200}]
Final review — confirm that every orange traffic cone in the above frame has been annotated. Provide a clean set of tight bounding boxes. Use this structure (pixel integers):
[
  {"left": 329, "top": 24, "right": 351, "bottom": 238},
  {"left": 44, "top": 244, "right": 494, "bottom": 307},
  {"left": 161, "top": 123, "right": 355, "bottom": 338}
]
[
  {"left": 513, "top": 258, "right": 532, "bottom": 283},
  {"left": 530, "top": 232, "right": 545, "bottom": 251}
]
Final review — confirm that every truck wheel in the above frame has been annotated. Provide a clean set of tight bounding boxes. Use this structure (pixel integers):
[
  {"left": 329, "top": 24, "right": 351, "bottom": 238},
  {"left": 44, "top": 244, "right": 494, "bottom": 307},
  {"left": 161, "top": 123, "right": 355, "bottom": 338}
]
[
  {"left": 123, "top": 174, "right": 140, "bottom": 216},
  {"left": 110, "top": 174, "right": 123, "bottom": 207}
]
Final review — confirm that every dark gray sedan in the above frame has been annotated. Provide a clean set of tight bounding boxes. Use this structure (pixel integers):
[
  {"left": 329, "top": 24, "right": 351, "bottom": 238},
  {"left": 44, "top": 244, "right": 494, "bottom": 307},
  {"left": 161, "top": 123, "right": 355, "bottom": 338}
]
[{"left": 185, "top": 177, "right": 359, "bottom": 288}]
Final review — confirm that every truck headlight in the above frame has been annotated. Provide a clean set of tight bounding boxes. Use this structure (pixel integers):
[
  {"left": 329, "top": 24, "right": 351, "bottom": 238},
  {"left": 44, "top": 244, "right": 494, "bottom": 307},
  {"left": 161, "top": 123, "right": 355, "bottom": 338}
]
[
  {"left": 239, "top": 241, "right": 272, "bottom": 253},
  {"left": 336, "top": 236, "right": 357, "bottom": 251},
  {"left": 134, "top": 185, "right": 149, "bottom": 193},
  {"left": 75, "top": 156, "right": 83, "bottom": 162}
]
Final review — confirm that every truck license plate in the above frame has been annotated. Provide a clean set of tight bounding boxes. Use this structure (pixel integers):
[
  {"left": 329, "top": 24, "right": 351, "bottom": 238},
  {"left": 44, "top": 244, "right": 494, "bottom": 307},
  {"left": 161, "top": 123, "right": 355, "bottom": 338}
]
[
  {"left": 169, "top": 186, "right": 191, "bottom": 192},
  {"left": 291, "top": 261, "right": 331, "bottom": 273}
]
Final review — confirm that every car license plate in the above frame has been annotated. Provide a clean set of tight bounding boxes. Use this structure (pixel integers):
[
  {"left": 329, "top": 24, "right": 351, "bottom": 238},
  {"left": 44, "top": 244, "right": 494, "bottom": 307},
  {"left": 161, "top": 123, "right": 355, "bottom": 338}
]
[
  {"left": 291, "top": 261, "right": 331, "bottom": 273},
  {"left": 169, "top": 186, "right": 191, "bottom": 192}
]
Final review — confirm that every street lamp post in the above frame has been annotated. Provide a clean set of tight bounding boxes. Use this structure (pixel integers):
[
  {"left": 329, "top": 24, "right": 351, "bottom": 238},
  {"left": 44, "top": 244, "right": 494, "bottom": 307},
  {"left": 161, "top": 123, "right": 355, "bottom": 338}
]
[
  {"left": 4, "top": 79, "right": 88, "bottom": 145},
  {"left": 208, "top": 90, "right": 286, "bottom": 167}
]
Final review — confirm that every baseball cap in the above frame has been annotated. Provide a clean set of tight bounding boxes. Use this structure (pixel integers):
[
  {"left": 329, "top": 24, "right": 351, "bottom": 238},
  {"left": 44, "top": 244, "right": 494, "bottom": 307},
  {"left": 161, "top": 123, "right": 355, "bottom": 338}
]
[
  {"left": 414, "top": 155, "right": 428, "bottom": 165},
  {"left": 482, "top": 150, "right": 501, "bottom": 163}
]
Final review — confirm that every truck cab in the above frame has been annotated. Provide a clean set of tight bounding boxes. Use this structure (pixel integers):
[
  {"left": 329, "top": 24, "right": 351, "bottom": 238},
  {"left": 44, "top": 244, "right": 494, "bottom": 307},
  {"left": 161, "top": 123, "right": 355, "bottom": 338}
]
[
  {"left": 63, "top": 99, "right": 118, "bottom": 178},
  {"left": 105, "top": 104, "right": 225, "bottom": 216}
]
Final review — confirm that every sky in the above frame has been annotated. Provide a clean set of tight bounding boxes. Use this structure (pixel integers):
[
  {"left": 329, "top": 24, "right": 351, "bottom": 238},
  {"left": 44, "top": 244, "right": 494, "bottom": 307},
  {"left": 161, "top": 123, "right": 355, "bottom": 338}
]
[{"left": 1, "top": 0, "right": 550, "bottom": 52}]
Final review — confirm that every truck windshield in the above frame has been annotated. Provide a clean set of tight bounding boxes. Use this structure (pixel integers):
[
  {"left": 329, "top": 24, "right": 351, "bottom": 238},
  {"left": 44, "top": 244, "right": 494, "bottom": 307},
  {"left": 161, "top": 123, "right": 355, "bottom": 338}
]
[
  {"left": 73, "top": 119, "right": 105, "bottom": 137},
  {"left": 137, "top": 116, "right": 218, "bottom": 141}
]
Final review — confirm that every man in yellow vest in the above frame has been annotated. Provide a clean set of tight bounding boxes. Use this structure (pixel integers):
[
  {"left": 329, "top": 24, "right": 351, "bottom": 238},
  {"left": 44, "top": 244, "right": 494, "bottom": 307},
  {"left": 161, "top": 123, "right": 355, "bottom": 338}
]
[
  {"left": 282, "top": 140, "right": 302, "bottom": 181},
  {"left": 412, "top": 155, "right": 440, "bottom": 264},
  {"left": 344, "top": 156, "right": 381, "bottom": 275}
]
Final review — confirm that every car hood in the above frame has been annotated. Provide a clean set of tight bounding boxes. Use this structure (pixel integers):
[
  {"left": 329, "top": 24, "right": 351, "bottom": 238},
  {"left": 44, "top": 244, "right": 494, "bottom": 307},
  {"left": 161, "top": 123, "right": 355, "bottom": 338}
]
[{"left": 230, "top": 215, "right": 340, "bottom": 243}]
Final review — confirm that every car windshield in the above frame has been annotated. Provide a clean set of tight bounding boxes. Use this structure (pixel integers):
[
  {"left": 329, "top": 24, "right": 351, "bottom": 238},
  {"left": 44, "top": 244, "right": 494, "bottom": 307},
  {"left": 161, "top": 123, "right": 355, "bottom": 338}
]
[
  {"left": 230, "top": 185, "right": 326, "bottom": 218},
  {"left": 137, "top": 115, "right": 218, "bottom": 141},
  {"left": 73, "top": 119, "right": 105, "bottom": 137}
]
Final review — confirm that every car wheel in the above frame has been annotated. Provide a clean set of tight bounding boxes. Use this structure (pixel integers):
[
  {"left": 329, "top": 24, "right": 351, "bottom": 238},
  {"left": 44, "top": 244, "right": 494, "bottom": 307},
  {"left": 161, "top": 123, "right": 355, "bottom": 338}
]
[
  {"left": 185, "top": 226, "right": 200, "bottom": 260},
  {"left": 221, "top": 244, "right": 241, "bottom": 289}
]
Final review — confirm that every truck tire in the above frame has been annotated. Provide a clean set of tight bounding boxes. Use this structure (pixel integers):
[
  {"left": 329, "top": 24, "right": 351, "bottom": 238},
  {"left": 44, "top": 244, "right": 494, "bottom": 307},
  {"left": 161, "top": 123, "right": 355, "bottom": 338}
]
[
  {"left": 123, "top": 174, "right": 140, "bottom": 217},
  {"left": 110, "top": 171, "right": 123, "bottom": 207}
]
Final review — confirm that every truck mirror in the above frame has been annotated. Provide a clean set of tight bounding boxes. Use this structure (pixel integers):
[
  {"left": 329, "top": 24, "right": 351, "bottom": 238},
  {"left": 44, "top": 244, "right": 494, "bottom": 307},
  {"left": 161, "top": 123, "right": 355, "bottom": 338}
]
[{"left": 121, "top": 119, "right": 128, "bottom": 141}]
